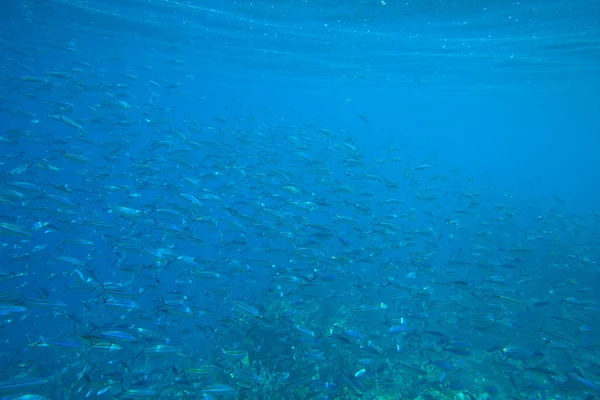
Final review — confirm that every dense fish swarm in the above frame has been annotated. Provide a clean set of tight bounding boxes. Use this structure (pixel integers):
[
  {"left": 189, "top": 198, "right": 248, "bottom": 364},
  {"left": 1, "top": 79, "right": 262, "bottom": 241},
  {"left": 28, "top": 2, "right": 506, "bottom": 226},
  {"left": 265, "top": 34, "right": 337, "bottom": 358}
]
[{"left": 1, "top": 40, "right": 599, "bottom": 400}]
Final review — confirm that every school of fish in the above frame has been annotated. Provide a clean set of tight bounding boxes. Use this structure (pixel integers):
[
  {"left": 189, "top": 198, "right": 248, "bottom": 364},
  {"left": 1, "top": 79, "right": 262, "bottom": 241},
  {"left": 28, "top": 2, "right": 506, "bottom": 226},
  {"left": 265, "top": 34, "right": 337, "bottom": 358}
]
[{"left": 1, "top": 7, "right": 600, "bottom": 400}]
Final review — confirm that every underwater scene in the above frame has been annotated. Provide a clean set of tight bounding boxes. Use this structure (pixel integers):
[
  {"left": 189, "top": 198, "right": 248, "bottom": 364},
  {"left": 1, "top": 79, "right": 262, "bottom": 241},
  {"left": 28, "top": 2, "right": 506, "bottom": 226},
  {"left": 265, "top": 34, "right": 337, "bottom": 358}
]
[{"left": 1, "top": 0, "right": 600, "bottom": 399}]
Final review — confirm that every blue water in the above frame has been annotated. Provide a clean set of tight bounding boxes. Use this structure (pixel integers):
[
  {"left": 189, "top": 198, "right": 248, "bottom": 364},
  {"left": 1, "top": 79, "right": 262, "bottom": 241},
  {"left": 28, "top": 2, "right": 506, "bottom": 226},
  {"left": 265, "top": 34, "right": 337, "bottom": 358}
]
[{"left": 1, "top": 0, "right": 599, "bottom": 399}]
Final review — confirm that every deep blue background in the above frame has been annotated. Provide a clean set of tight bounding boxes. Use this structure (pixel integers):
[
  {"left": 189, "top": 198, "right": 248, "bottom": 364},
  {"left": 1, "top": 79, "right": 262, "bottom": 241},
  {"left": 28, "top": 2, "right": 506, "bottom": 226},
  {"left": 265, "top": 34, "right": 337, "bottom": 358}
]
[{"left": 5, "top": 0, "right": 598, "bottom": 211}]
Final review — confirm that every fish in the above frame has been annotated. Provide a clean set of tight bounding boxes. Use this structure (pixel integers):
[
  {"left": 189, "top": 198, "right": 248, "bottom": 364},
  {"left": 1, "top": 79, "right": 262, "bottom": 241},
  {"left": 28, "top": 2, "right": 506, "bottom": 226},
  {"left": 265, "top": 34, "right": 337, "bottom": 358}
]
[{"left": 0, "top": 21, "right": 597, "bottom": 400}]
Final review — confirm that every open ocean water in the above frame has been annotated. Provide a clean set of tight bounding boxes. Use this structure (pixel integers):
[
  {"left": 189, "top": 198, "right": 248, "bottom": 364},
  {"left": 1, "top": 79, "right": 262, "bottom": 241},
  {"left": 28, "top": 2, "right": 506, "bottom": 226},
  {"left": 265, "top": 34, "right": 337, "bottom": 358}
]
[{"left": 1, "top": 0, "right": 600, "bottom": 399}]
